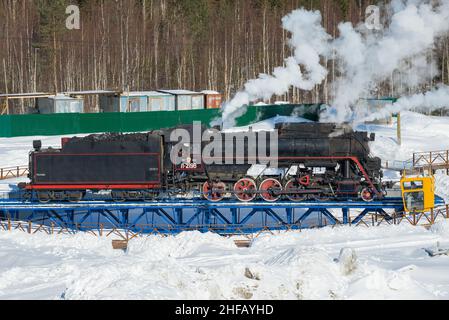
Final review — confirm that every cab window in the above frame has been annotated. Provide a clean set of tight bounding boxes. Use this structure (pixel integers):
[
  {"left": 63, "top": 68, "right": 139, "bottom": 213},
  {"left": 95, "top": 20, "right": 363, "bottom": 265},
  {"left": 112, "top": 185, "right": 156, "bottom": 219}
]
[
  {"left": 403, "top": 180, "right": 423, "bottom": 190},
  {"left": 404, "top": 191, "right": 425, "bottom": 212}
]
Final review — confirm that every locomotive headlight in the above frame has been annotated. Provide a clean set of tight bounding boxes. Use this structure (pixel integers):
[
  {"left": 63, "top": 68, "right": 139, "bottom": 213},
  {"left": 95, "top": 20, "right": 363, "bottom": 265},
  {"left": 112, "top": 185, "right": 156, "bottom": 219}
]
[{"left": 33, "top": 140, "right": 42, "bottom": 151}]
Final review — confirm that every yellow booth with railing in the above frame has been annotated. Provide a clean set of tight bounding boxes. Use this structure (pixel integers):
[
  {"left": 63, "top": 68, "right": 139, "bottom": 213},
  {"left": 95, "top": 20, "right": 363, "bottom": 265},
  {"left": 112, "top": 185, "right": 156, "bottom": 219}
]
[{"left": 400, "top": 175, "right": 435, "bottom": 213}]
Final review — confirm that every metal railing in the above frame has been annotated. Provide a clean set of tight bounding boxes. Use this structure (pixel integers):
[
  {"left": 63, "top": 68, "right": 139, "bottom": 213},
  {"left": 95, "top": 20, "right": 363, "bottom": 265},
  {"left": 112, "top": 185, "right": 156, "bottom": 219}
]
[
  {"left": 413, "top": 150, "right": 449, "bottom": 170},
  {"left": 382, "top": 159, "right": 414, "bottom": 172},
  {"left": 0, "top": 165, "right": 29, "bottom": 180}
]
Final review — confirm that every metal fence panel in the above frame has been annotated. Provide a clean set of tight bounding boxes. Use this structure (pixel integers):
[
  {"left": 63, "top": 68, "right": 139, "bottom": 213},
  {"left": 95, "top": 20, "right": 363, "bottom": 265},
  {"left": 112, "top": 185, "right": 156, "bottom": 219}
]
[{"left": 0, "top": 104, "right": 322, "bottom": 138}]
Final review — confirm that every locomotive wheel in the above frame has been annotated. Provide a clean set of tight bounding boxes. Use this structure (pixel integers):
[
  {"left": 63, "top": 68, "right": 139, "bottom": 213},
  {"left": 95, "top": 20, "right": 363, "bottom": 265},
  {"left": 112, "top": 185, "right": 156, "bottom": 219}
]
[
  {"left": 284, "top": 179, "right": 307, "bottom": 202},
  {"left": 202, "top": 182, "right": 226, "bottom": 202},
  {"left": 22, "top": 192, "right": 32, "bottom": 202},
  {"left": 126, "top": 191, "right": 141, "bottom": 201},
  {"left": 259, "top": 179, "right": 282, "bottom": 202},
  {"left": 143, "top": 190, "right": 159, "bottom": 202},
  {"left": 67, "top": 191, "right": 84, "bottom": 203},
  {"left": 360, "top": 188, "right": 374, "bottom": 202},
  {"left": 37, "top": 191, "right": 52, "bottom": 204},
  {"left": 234, "top": 178, "right": 257, "bottom": 202},
  {"left": 111, "top": 191, "right": 127, "bottom": 203}
]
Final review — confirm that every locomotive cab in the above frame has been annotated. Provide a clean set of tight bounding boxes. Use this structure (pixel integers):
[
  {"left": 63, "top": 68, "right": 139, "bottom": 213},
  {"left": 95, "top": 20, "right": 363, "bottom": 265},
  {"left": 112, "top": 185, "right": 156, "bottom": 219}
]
[{"left": 400, "top": 176, "right": 435, "bottom": 213}]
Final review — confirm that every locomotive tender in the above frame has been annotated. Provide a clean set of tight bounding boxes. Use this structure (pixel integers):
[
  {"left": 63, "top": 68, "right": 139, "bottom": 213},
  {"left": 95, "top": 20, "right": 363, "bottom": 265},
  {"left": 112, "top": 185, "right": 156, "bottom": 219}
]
[{"left": 19, "top": 123, "right": 383, "bottom": 203}]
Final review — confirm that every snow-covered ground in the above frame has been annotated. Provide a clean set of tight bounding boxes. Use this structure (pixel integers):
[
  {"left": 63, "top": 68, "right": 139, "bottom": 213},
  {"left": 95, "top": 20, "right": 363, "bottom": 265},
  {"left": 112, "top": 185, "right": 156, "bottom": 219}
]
[
  {"left": 359, "top": 112, "right": 449, "bottom": 163},
  {"left": 1, "top": 222, "right": 449, "bottom": 300},
  {"left": 1, "top": 111, "right": 449, "bottom": 300}
]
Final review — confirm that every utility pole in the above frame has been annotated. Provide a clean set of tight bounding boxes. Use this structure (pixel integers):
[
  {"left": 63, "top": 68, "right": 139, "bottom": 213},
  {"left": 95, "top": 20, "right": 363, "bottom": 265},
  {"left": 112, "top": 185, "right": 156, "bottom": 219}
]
[{"left": 397, "top": 112, "right": 402, "bottom": 146}]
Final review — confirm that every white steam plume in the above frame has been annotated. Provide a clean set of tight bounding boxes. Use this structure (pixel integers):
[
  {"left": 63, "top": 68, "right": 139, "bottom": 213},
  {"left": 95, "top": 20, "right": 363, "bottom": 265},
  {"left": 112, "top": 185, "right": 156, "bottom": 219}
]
[
  {"left": 355, "top": 85, "right": 449, "bottom": 124},
  {"left": 219, "top": 0, "right": 449, "bottom": 128},
  {"left": 321, "top": 0, "right": 449, "bottom": 123},
  {"left": 220, "top": 8, "right": 331, "bottom": 128}
]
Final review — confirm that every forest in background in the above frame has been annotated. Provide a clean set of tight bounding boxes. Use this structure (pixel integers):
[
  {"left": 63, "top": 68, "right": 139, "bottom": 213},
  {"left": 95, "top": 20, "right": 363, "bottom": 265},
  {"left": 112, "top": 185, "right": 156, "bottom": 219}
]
[{"left": 1, "top": 0, "right": 449, "bottom": 113}]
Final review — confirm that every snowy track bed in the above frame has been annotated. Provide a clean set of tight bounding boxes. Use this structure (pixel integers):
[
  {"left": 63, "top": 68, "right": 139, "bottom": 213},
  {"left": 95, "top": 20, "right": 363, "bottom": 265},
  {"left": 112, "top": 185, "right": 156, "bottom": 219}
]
[{"left": 1, "top": 222, "right": 449, "bottom": 300}]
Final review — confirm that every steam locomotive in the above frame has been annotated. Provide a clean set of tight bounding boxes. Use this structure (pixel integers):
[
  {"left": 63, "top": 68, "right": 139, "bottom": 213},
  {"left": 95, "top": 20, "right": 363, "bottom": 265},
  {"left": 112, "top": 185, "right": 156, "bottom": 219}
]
[{"left": 18, "top": 123, "right": 383, "bottom": 203}]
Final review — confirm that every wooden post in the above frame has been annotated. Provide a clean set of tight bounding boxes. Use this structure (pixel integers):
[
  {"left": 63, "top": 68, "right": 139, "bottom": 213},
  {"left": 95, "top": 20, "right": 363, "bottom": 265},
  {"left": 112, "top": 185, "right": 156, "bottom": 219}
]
[
  {"left": 126, "top": 86, "right": 130, "bottom": 112},
  {"left": 397, "top": 112, "right": 401, "bottom": 146},
  {"left": 3, "top": 59, "right": 9, "bottom": 115}
]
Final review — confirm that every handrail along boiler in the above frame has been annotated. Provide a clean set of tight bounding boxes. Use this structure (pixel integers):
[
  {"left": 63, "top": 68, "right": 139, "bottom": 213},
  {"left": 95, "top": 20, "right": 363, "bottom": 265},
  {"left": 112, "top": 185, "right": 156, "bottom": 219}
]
[{"left": 19, "top": 123, "right": 385, "bottom": 203}]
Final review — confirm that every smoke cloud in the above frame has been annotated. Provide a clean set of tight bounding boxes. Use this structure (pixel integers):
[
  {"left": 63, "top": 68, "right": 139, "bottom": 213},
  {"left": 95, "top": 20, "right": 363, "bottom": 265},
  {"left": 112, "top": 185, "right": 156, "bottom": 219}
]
[
  {"left": 220, "top": 0, "right": 449, "bottom": 128},
  {"left": 220, "top": 8, "right": 331, "bottom": 128},
  {"left": 322, "top": 0, "right": 449, "bottom": 123},
  {"left": 355, "top": 85, "right": 449, "bottom": 124}
]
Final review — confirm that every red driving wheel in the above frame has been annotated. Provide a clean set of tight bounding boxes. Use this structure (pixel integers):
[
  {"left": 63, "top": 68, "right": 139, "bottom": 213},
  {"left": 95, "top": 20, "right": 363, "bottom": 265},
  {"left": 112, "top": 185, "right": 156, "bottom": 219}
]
[
  {"left": 234, "top": 178, "right": 257, "bottom": 202},
  {"left": 203, "top": 181, "right": 226, "bottom": 202},
  {"left": 360, "top": 187, "right": 374, "bottom": 202},
  {"left": 284, "top": 179, "right": 307, "bottom": 202},
  {"left": 259, "top": 178, "right": 282, "bottom": 202}
]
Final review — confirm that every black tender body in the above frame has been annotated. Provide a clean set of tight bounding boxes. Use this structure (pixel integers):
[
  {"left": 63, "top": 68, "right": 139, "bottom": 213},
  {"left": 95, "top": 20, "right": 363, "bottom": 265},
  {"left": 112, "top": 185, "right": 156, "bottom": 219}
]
[{"left": 29, "top": 133, "right": 162, "bottom": 185}]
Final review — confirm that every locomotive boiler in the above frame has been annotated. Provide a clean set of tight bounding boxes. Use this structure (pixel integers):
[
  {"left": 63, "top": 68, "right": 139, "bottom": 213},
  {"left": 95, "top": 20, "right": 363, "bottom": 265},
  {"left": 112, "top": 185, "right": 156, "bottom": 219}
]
[{"left": 18, "top": 122, "right": 383, "bottom": 203}]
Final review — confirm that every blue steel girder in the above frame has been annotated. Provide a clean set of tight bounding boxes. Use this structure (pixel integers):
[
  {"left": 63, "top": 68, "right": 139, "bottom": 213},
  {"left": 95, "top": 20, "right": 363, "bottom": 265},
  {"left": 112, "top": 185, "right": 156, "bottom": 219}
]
[
  {"left": 129, "top": 210, "right": 149, "bottom": 229},
  {"left": 185, "top": 208, "right": 204, "bottom": 226},
  {"left": 240, "top": 209, "right": 259, "bottom": 225},
  {"left": 342, "top": 208, "right": 349, "bottom": 224},
  {"left": 24, "top": 210, "right": 35, "bottom": 222},
  {"left": 48, "top": 210, "right": 70, "bottom": 229},
  {"left": 155, "top": 208, "right": 177, "bottom": 226},
  {"left": 320, "top": 209, "right": 341, "bottom": 225},
  {"left": 352, "top": 209, "right": 371, "bottom": 225},
  {"left": 120, "top": 209, "right": 129, "bottom": 227},
  {"left": 351, "top": 208, "right": 394, "bottom": 225},
  {"left": 231, "top": 208, "right": 238, "bottom": 225},
  {"left": 175, "top": 208, "right": 183, "bottom": 225},
  {"left": 265, "top": 208, "right": 287, "bottom": 225},
  {"left": 77, "top": 210, "right": 93, "bottom": 226},
  {"left": 377, "top": 209, "right": 393, "bottom": 222},
  {"left": 103, "top": 209, "right": 122, "bottom": 225},
  {"left": 0, "top": 198, "right": 407, "bottom": 235},
  {"left": 210, "top": 208, "right": 232, "bottom": 225},
  {"left": 295, "top": 208, "right": 315, "bottom": 225},
  {"left": 99, "top": 210, "right": 123, "bottom": 229},
  {"left": 286, "top": 208, "right": 294, "bottom": 225}
]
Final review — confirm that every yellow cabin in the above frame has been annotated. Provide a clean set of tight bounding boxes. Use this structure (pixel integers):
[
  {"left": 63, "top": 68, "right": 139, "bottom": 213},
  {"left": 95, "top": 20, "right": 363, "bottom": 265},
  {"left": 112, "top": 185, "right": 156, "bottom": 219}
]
[{"left": 400, "top": 176, "right": 435, "bottom": 213}]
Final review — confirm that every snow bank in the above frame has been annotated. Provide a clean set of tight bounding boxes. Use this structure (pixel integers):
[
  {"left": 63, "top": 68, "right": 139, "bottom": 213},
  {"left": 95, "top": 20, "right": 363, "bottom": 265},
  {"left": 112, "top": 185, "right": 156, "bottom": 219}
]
[
  {"left": 1, "top": 222, "right": 449, "bottom": 300},
  {"left": 435, "top": 174, "right": 449, "bottom": 203},
  {"left": 359, "top": 111, "right": 449, "bottom": 162}
]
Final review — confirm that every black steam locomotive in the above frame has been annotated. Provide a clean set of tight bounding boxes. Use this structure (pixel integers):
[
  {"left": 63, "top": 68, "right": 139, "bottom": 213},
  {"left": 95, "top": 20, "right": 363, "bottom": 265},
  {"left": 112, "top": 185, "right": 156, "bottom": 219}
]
[{"left": 18, "top": 123, "right": 383, "bottom": 203}]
